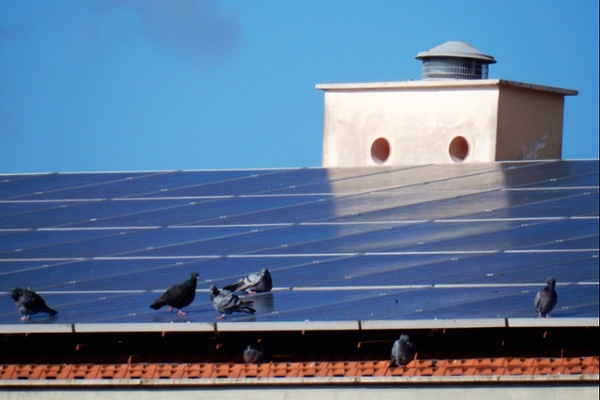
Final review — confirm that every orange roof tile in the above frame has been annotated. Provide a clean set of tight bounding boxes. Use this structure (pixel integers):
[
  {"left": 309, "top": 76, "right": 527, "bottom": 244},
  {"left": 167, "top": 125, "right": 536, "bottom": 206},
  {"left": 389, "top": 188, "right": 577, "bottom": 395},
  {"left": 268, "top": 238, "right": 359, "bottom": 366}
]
[{"left": 1, "top": 357, "right": 598, "bottom": 384}]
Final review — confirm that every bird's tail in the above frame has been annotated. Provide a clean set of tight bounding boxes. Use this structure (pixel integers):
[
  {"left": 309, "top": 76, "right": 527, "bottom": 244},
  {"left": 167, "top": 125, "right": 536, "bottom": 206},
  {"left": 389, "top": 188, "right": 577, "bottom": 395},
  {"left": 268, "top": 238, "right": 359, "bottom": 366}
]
[
  {"left": 240, "top": 300, "right": 255, "bottom": 314},
  {"left": 45, "top": 307, "right": 58, "bottom": 316},
  {"left": 222, "top": 282, "right": 242, "bottom": 293},
  {"left": 150, "top": 300, "right": 166, "bottom": 310}
]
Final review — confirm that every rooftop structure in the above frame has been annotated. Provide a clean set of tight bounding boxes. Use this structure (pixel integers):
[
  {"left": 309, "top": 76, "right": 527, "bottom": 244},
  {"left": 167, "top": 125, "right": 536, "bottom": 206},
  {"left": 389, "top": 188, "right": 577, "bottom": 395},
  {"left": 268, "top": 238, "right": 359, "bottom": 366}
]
[{"left": 318, "top": 42, "right": 577, "bottom": 167}]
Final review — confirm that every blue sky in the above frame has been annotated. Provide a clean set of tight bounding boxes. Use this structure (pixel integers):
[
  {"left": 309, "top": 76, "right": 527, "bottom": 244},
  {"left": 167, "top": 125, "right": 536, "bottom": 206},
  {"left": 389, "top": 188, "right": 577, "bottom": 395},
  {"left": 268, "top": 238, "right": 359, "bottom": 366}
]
[{"left": 0, "top": 1, "right": 598, "bottom": 173}]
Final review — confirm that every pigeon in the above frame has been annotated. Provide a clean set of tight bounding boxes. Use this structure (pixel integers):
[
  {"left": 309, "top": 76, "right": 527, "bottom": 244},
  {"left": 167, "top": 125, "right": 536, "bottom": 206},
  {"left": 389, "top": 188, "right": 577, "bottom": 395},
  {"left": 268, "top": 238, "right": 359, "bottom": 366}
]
[
  {"left": 390, "top": 334, "right": 416, "bottom": 367},
  {"left": 534, "top": 277, "right": 558, "bottom": 318},
  {"left": 223, "top": 268, "right": 273, "bottom": 294},
  {"left": 11, "top": 287, "right": 58, "bottom": 321},
  {"left": 243, "top": 344, "right": 264, "bottom": 363},
  {"left": 209, "top": 285, "right": 256, "bottom": 319},
  {"left": 150, "top": 272, "right": 199, "bottom": 315}
]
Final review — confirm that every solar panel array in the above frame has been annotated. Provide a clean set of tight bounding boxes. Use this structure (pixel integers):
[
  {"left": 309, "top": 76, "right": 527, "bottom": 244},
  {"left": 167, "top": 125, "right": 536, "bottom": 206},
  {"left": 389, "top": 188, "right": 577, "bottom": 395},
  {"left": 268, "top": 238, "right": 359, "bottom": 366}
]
[{"left": 0, "top": 160, "right": 598, "bottom": 330}]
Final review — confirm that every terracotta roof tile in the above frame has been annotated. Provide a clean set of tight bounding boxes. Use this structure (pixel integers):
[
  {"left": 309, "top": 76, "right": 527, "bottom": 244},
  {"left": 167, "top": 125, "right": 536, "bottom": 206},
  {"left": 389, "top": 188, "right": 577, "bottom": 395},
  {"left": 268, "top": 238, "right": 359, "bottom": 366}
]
[{"left": 1, "top": 357, "right": 597, "bottom": 383}]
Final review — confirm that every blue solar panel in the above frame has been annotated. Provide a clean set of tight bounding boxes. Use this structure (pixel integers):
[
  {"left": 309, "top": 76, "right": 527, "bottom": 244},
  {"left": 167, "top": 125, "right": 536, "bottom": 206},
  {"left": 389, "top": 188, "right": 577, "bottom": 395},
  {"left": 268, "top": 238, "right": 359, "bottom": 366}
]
[{"left": 0, "top": 160, "right": 598, "bottom": 327}]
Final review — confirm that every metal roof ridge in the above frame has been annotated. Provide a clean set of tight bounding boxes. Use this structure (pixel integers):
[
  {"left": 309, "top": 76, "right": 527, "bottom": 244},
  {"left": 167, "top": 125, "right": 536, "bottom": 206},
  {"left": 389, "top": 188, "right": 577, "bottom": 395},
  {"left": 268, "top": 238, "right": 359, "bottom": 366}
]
[
  {"left": 56, "top": 167, "right": 308, "bottom": 174},
  {"left": 507, "top": 317, "right": 600, "bottom": 328},
  {"left": 1, "top": 318, "right": 597, "bottom": 335},
  {"left": 2, "top": 160, "right": 596, "bottom": 178}
]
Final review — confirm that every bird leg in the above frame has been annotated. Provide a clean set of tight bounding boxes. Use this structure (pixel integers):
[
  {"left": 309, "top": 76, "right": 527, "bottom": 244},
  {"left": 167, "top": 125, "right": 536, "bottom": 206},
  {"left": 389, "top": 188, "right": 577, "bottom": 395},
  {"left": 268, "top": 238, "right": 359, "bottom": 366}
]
[
  {"left": 216, "top": 314, "right": 226, "bottom": 320},
  {"left": 21, "top": 315, "right": 30, "bottom": 321},
  {"left": 168, "top": 306, "right": 173, "bottom": 312},
  {"left": 177, "top": 309, "right": 186, "bottom": 316}
]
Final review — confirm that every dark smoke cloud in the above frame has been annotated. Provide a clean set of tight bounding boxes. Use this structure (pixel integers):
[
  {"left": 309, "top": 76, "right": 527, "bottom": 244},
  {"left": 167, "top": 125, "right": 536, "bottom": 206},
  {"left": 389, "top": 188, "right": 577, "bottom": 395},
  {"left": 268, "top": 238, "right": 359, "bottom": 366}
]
[
  {"left": 1, "top": 1, "right": 242, "bottom": 68},
  {"left": 123, "top": 0, "right": 242, "bottom": 66}
]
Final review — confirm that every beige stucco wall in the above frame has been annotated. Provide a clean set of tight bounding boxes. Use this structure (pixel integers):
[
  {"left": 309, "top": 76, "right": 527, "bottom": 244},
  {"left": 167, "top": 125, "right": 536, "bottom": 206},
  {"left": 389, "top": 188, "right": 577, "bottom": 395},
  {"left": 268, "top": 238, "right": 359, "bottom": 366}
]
[
  {"left": 496, "top": 85, "right": 565, "bottom": 161},
  {"left": 318, "top": 80, "right": 576, "bottom": 167}
]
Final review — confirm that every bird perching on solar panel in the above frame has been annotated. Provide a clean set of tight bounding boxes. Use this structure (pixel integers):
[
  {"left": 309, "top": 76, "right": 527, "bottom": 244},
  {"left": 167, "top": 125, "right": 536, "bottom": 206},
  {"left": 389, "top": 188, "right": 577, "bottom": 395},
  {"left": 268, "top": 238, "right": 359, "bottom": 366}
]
[
  {"left": 222, "top": 268, "right": 273, "bottom": 294},
  {"left": 11, "top": 287, "right": 58, "bottom": 321},
  {"left": 150, "top": 272, "right": 199, "bottom": 316},
  {"left": 534, "top": 277, "right": 558, "bottom": 318},
  {"left": 209, "top": 284, "right": 256, "bottom": 319}
]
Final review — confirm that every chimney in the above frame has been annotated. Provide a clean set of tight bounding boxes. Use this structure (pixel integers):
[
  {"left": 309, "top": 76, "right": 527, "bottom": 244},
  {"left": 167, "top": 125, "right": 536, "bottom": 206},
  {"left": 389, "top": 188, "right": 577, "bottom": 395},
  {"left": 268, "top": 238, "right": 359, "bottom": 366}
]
[{"left": 317, "top": 41, "right": 577, "bottom": 167}]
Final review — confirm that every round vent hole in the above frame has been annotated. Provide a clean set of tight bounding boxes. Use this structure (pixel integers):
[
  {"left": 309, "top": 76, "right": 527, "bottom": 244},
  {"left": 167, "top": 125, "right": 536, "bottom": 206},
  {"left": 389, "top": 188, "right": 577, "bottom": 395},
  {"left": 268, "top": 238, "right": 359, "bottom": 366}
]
[
  {"left": 449, "top": 136, "right": 470, "bottom": 162},
  {"left": 371, "top": 138, "right": 391, "bottom": 165}
]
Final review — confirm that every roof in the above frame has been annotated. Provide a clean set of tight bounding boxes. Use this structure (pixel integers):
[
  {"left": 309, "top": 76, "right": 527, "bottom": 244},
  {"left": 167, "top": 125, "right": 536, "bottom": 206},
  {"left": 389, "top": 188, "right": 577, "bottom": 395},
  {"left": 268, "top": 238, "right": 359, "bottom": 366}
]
[
  {"left": 0, "top": 160, "right": 598, "bottom": 386},
  {"left": 1, "top": 357, "right": 598, "bottom": 384},
  {"left": 1, "top": 160, "right": 597, "bottom": 329}
]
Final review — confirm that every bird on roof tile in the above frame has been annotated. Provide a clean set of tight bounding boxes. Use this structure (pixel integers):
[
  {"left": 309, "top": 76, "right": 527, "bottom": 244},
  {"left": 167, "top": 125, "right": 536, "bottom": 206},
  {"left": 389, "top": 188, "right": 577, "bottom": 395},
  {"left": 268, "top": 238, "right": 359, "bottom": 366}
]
[
  {"left": 534, "top": 277, "right": 558, "bottom": 318},
  {"left": 150, "top": 272, "right": 199, "bottom": 316},
  {"left": 243, "top": 343, "right": 265, "bottom": 363},
  {"left": 11, "top": 287, "right": 58, "bottom": 321},
  {"left": 223, "top": 268, "right": 273, "bottom": 294},
  {"left": 390, "top": 334, "right": 416, "bottom": 367}
]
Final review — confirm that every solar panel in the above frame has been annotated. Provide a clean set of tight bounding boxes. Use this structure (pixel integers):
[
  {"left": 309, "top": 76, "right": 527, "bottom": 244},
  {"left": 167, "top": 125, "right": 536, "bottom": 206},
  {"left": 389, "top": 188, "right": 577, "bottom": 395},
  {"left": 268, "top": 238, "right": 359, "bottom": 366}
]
[{"left": 0, "top": 160, "right": 598, "bottom": 329}]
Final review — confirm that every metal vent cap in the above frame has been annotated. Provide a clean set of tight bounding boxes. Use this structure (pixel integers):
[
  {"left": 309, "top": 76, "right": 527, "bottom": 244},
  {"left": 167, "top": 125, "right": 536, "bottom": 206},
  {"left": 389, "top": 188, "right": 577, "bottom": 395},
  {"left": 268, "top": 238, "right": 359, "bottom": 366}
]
[{"left": 416, "top": 41, "right": 496, "bottom": 80}]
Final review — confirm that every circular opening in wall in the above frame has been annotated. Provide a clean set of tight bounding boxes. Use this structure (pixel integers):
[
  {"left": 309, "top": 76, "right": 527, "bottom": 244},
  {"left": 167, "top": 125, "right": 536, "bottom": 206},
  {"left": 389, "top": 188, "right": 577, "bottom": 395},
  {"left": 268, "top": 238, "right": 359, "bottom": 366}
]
[
  {"left": 371, "top": 138, "right": 391, "bottom": 165},
  {"left": 449, "top": 136, "right": 470, "bottom": 162}
]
